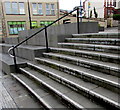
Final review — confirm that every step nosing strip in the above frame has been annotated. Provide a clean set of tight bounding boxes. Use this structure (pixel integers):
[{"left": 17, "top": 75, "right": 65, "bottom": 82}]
[{"left": 19, "top": 68, "right": 85, "bottom": 109}]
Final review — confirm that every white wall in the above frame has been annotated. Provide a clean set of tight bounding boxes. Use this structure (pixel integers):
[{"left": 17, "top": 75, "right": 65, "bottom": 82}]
[{"left": 117, "top": 0, "right": 120, "bottom": 8}]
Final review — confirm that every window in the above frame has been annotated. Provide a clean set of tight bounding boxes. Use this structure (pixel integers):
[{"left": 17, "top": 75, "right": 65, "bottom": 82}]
[
  {"left": 32, "top": 3, "right": 38, "bottom": 15},
  {"left": 5, "top": 2, "right": 25, "bottom": 15},
  {"left": 8, "top": 21, "right": 26, "bottom": 35},
  {"left": 31, "top": 21, "right": 37, "bottom": 28},
  {"left": 12, "top": 2, "right": 18, "bottom": 14},
  {"left": 19, "top": 2, "right": 25, "bottom": 14},
  {"left": 32, "top": 3, "right": 43, "bottom": 15},
  {"left": 46, "top": 3, "right": 55, "bottom": 15},
  {"left": 38, "top": 3, "right": 43, "bottom": 15},
  {"left": 51, "top": 4, "right": 55, "bottom": 15},
  {"left": 46, "top": 4, "right": 50, "bottom": 15},
  {"left": 40, "top": 21, "right": 54, "bottom": 26},
  {"left": 5, "top": 2, "right": 11, "bottom": 14},
  {"left": 113, "top": 0, "right": 116, "bottom": 7}
]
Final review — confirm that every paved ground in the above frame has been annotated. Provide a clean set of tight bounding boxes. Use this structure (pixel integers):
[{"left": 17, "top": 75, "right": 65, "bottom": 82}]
[
  {"left": 99, "top": 27, "right": 119, "bottom": 33},
  {"left": 0, "top": 71, "right": 43, "bottom": 109}
]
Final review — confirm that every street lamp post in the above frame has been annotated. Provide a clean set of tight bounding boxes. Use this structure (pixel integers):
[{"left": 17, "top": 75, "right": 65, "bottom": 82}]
[
  {"left": 80, "top": 0, "right": 82, "bottom": 22},
  {"left": 88, "top": 0, "right": 90, "bottom": 21},
  {"left": 27, "top": 0, "right": 32, "bottom": 29}
]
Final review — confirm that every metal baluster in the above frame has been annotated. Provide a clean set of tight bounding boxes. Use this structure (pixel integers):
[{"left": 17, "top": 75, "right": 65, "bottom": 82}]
[
  {"left": 45, "top": 26, "right": 49, "bottom": 53},
  {"left": 77, "top": 7, "right": 80, "bottom": 34},
  {"left": 12, "top": 48, "right": 18, "bottom": 73}
]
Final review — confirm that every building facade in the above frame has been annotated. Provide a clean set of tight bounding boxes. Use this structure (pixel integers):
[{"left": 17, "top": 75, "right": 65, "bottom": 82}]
[
  {"left": 0, "top": 1, "right": 3, "bottom": 38},
  {"left": 83, "top": 0, "right": 119, "bottom": 18},
  {"left": 1, "top": 0, "right": 59, "bottom": 37}
]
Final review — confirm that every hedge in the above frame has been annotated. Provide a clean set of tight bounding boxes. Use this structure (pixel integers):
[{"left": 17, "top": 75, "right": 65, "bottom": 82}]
[{"left": 113, "top": 14, "right": 120, "bottom": 21}]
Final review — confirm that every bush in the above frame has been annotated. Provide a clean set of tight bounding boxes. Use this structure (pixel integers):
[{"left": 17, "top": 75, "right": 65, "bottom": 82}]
[{"left": 113, "top": 14, "right": 120, "bottom": 21}]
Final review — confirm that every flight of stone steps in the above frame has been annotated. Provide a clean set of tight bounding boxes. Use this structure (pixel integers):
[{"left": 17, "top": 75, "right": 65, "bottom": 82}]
[{"left": 11, "top": 33, "right": 120, "bottom": 110}]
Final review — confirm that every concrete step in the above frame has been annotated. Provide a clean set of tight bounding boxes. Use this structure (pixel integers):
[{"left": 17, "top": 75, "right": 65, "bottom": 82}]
[
  {"left": 22, "top": 63, "right": 120, "bottom": 110},
  {"left": 11, "top": 73, "right": 69, "bottom": 110},
  {"left": 18, "top": 66, "right": 106, "bottom": 110},
  {"left": 58, "top": 43, "right": 119, "bottom": 54},
  {"left": 72, "top": 33, "right": 120, "bottom": 38},
  {"left": 50, "top": 48, "right": 119, "bottom": 64},
  {"left": 0, "top": 53, "right": 27, "bottom": 74},
  {"left": 65, "top": 38, "right": 120, "bottom": 46},
  {"left": 35, "top": 57, "right": 120, "bottom": 93},
  {"left": 43, "top": 53, "right": 119, "bottom": 77}
]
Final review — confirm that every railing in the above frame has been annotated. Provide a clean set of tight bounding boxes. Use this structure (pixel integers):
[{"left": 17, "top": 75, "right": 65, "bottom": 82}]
[{"left": 8, "top": 7, "right": 80, "bottom": 72}]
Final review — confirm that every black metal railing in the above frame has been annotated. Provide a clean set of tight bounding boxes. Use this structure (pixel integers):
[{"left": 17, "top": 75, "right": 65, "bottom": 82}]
[{"left": 8, "top": 7, "right": 80, "bottom": 72}]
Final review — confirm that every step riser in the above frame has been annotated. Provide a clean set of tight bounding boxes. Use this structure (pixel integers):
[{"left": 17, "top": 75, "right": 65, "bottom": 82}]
[
  {"left": 65, "top": 40, "right": 120, "bottom": 46},
  {"left": 51, "top": 49, "right": 119, "bottom": 64},
  {"left": 58, "top": 44, "right": 119, "bottom": 54},
  {"left": 43, "top": 54, "right": 119, "bottom": 78},
  {"left": 27, "top": 64, "right": 120, "bottom": 110},
  {"left": 35, "top": 59, "right": 120, "bottom": 94},
  {"left": 20, "top": 68, "right": 84, "bottom": 110},
  {"left": 72, "top": 34, "right": 120, "bottom": 38}
]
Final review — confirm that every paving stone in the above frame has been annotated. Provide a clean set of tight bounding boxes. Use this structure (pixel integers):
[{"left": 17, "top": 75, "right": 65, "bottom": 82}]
[
  {"left": 92, "top": 87, "right": 120, "bottom": 103},
  {"left": 42, "top": 94, "right": 66, "bottom": 108},
  {"left": 65, "top": 91, "right": 105, "bottom": 109},
  {"left": 1, "top": 74, "right": 42, "bottom": 108},
  {"left": 34, "top": 88, "right": 50, "bottom": 98},
  {"left": 14, "top": 95, "right": 41, "bottom": 108}
]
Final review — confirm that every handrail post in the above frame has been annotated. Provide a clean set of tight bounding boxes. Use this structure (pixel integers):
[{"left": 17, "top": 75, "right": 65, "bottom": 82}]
[
  {"left": 45, "top": 26, "right": 49, "bottom": 53},
  {"left": 12, "top": 48, "right": 18, "bottom": 72},
  {"left": 77, "top": 7, "right": 80, "bottom": 34}
]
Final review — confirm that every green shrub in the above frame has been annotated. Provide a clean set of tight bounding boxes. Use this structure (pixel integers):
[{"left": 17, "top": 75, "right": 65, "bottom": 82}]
[{"left": 113, "top": 14, "right": 120, "bottom": 21}]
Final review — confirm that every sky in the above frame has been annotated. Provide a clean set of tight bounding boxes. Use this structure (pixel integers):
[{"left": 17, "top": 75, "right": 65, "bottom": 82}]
[
  {"left": 59, "top": 0, "right": 83, "bottom": 10},
  {"left": 59, "top": 0, "right": 105, "bottom": 10}
]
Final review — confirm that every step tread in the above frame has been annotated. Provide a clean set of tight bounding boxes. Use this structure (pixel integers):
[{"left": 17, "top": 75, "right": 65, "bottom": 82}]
[
  {"left": 58, "top": 43, "right": 119, "bottom": 50},
  {"left": 12, "top": 73, "right": 68, "bottom": 108},
  {"left": 26, "top": 65, "right": 98, "bottom": 90},
  {"left": 43, "top": 52, "right": 119, "bottom": 71},
  {"left": 35, "top": 57, "right": 120, "bottom": 86},
  {"left": 51, "top": 47, "right": 119, "bottom": 59},
  {"left": 20, "top": 67, "right": 104, "bottom": 109},
  {"left": 25, "top": 63, "right": 120, "bottom": 104}
]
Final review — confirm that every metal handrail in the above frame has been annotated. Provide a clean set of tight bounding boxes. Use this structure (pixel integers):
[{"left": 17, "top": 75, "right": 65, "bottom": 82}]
[
  {"left": 8, "top": 7, "right": 80, "bottom": 72},
  {"left": 8, "top": 46, "right": 14, "bottom": 58}
]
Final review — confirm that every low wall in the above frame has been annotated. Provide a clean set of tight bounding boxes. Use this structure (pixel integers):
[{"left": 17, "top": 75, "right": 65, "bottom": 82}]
[
  {"left": 5, "top": 22, "right": 98, "bottom": 47},
  {"left": 1, "top": 44, "right": 47, "bottom": 61}
]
